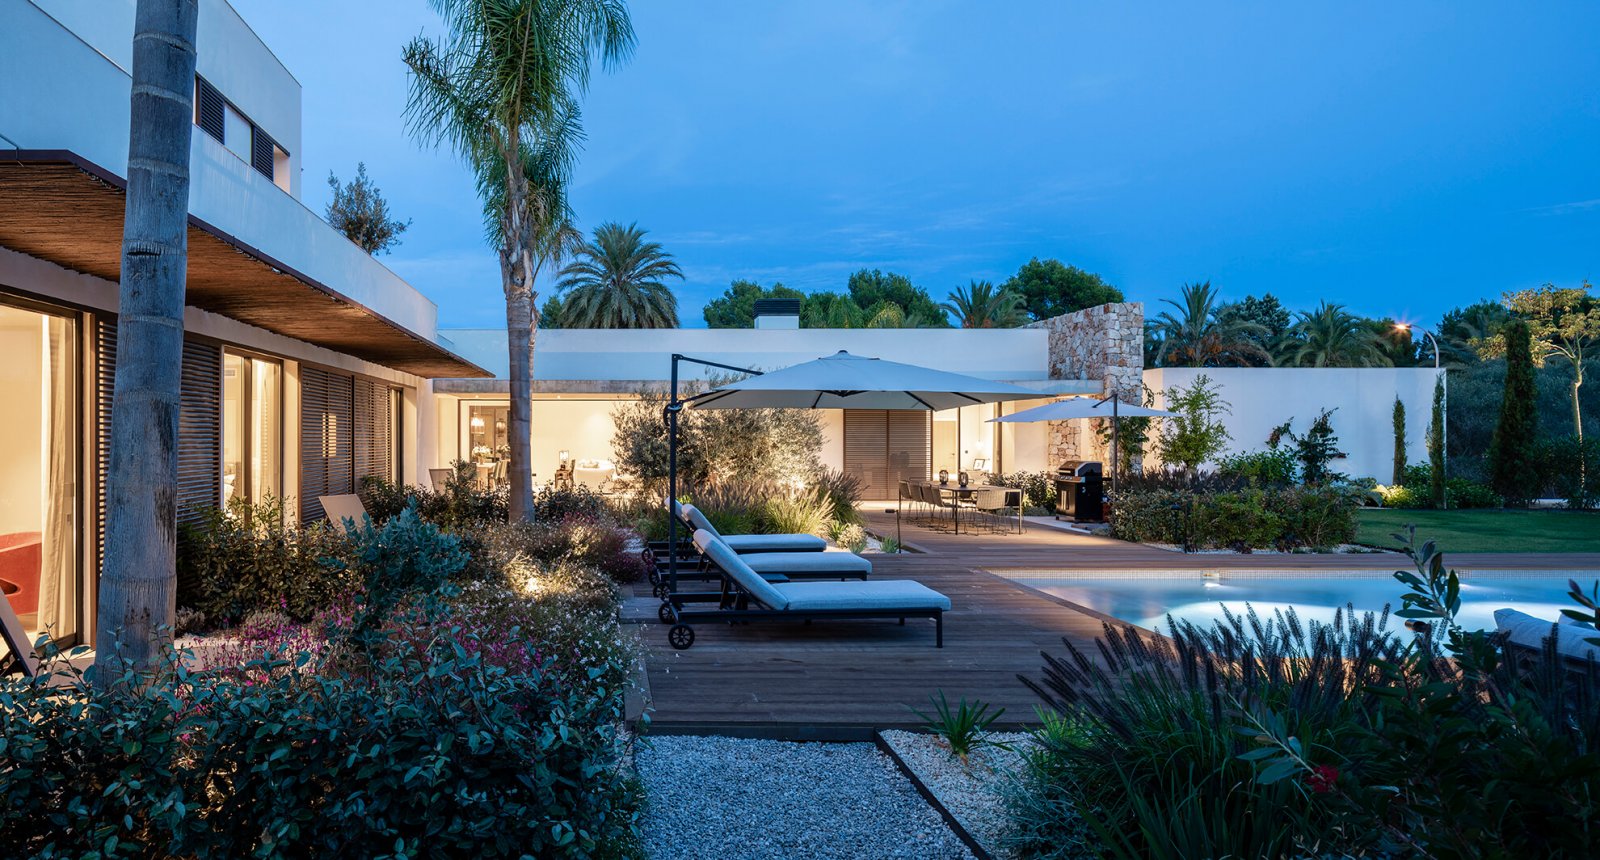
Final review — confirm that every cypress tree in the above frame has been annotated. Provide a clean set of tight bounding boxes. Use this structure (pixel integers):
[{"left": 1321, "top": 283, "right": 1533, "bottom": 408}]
[
  {"left": 1392, "top": 397, "right": 1406, "bottom": 485},
  {"left": 1428, "top": 377, "right": 1446, "bottom": 508},
  {"left": 1488, "top": 318, "right": 1539, "bottom": 506}
]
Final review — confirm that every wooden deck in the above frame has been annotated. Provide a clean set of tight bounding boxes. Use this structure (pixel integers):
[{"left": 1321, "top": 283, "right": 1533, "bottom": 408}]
[{"left": 633, "top": 512, "right": 1600, "bottom": 729}]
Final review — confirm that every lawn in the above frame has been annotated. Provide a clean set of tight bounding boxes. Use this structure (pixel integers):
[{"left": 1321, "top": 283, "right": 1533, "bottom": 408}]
[{"left": 1356, "top": 508, "right": 1600, "bottom": 554}]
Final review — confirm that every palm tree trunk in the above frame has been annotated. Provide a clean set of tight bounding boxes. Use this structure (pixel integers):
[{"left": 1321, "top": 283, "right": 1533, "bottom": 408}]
[
  {"left": 95, "top": 0, "right": 198, "bottom": 682},
  {"left": 505, "top": 285, "right": 535, "bottom": 521}
]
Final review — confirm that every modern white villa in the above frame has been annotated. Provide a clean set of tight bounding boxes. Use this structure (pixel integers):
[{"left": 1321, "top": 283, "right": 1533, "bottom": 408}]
[{"left": 0, "top": 0, "right": 1440, "bottom": 649}]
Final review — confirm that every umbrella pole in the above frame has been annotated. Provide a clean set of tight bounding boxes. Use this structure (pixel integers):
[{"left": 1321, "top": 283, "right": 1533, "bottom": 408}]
[
  {"left": 668, "top": 355, "right": 681, "bottom": 594},
  {"left": 1111, "top": 396, "right": 1120, "bottom": 499}
]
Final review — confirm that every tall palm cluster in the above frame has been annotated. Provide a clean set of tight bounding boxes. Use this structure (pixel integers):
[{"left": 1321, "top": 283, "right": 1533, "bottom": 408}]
[
  {"left": 940, "top": 280, "right": 1026, "bottom": 328},
  {"left": 555, "top": 222, "right": 682, "bottom": 327},
  {"left": 1146, "top": 282, "right": 1421, "bottom": 368}
]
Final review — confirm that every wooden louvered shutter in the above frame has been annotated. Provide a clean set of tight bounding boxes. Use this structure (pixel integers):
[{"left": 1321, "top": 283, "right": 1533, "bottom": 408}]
[
  {"left": 300, "top": 367, "right": 355, "bottom": 521},
  {"left": 887, "top": 410, "right": 931, "bottom": 491},
  {"left": 94, "top": 318, "right": 117, "bottom": 574},
  {"left": 844, "top": 410, "right": 890, "bottom": 499},
  {"left": 177, "top": 340, "right": 222, "bottom": 525},
  {"left": 353, "top": 378, "right": 395, "bottom": 487},
  {"left": 250, "top": 126, "right": 275, "bottom": 180},
  {"left": 196, "top": 78, "right": 224, "bottom": 143}
]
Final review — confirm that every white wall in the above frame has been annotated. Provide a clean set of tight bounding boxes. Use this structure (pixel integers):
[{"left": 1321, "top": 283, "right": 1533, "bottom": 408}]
[
  {"left": 1144, "top": 367, "right": 1443, "bottom": 481},
  {"left": 439, "top": 327, "right": 1054, "bottom": 383}
]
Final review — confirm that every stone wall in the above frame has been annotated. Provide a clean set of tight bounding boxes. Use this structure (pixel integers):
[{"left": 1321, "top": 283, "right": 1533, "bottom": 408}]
[{"left": 1028, "top": 302, "right": 1145, "bottom": 465}]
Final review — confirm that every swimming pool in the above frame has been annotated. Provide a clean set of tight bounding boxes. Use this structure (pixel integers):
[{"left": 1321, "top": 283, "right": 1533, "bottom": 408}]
[{"left": 995, "top": 568, "right": 1599, "bottom": 634}]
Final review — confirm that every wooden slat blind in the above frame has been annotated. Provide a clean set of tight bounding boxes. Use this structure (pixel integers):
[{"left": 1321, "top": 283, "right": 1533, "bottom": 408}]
[
  {"left": 353, "top": 377, "right": 395, "bottom": 486},
  {"left": 843, "top": 410, "right": 930, "bottom": 499},
  {"left": 94, "top": 318, "right": 116, "bottom": 575},
  {"left": 300, "top": 366, "right": 354, "bottom": 521},
  {"left": 177, "top": 340, "right": 222, "bottom": 525}
]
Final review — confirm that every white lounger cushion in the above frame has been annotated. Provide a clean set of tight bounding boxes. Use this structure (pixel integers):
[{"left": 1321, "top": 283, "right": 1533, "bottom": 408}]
[
  {"left": 742, "top": 550, "right": 871, "bottom": 578},
  {"left": 1495, "top": 608, "right": 1600, "bottom": 661},
  {"left": 724, "top": 533, "right": 829, "bottom": 553},
  {"left": 696, "top": 529, "right": 949, "bottom": 613},
  {"left": 777, "top": 580, "right": 951, "bottom": 612},
  {"left": 682, "top": 504, "right": 826, "bottom": 552}
]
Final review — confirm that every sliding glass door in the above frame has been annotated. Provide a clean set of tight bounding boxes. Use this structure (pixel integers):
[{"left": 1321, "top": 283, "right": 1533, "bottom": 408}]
[
  {"left": 222, "top": 351, "right": 283, "bottom": 511},
  {"left": 0, "top": 302, "right": 78, "bottom": 644}
]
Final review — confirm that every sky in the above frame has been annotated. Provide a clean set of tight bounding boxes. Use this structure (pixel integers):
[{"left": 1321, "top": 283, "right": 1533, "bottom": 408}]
[{"left": 233, "top": 0, "right": 1600, "bottom": 330}]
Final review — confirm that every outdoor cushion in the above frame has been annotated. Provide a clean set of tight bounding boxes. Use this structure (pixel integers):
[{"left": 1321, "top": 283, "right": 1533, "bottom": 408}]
[
  {"left": 694, "top": 529, "right": 791, "bottom": 610},
  {"left": 1495, "top": 608, "right": 1600, "bottom": 661},
  {"left": 682, "top": 504, "right": 825, "bottom": 552},
  {"left": 741, "top": 550, "right": 872, "bottom": 579},
  {"left": 723, "top": 533, "right": 828, "bottom": 553},
  {"left": 777, "top": 580, "right": 952, "bottom": 612}
]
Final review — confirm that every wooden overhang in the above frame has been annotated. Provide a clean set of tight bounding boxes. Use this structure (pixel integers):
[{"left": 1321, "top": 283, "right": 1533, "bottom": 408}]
[{"left": 0, "top": 151, "right": 490, "bottom": 379}]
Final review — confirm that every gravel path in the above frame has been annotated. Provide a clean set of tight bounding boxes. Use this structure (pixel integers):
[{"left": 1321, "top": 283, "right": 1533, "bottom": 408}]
[
  {"left": 638, "top": 735, "right": 975, "bottom": 860},
  {"left": 880, "top": 731, "right": 1031, "bottom": 858}
]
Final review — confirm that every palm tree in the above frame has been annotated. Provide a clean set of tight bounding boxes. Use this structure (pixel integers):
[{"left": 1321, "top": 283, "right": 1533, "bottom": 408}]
[
  {"left": 940, "top": 280, "right": 1025, "bottom": 328},
  {"left": 1148, "top": 281, "right": 1271, "bottom": 367},
  {"left": 557, "top": 222, "right": 682, "bottom": 327},
  {"left": 1285, "top": 302, "right": 1391, "bottom": 367},
  {"left": 405, "top": 0, "right": 634, "bottom": 521},
  {"left": 96, "top": 0, "right": 200, "bottom": 680}
]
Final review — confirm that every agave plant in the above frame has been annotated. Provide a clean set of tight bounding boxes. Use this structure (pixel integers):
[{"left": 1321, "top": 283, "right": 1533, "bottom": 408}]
[{"left": 911, "top": 691, "right": 1010, "bottom": 760}]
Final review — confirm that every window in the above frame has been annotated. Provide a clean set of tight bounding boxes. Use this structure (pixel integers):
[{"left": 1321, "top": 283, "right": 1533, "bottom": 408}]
[
  {"left": 193, "top": 75, "right": 290, "bottom": 189},
  {"left": 0, "top": 302, "right": 79, "bottom": 645},
  {"left": 223, "top": 352, "right": 282, "bottom": 511}
]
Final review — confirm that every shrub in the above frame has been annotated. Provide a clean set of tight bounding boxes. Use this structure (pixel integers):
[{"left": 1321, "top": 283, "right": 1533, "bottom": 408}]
[
  {"left": 685, "top": 483, "right": 770, "bottom": 535},
  {"left": 323, "top": 501, "right": 468, "bottom": 647},
  {"left": 832, "top": 521, "right": 868, "bottom": 553},
  {"left": 994, "top": 471, "right": 1055, "bottom": 509},
  {"left": 1215, "top": 448, "right": 1297, "bottom": 486},
  {"left": 764, "top": 489, "right": 833, "bottom": 536},
  {"left": 1001, "top": 710, "right": 1097, "bottom": 860},
  {"left": 0, "top": 632, "right": 640, "bottom": 858},
  {"left": 178, "top": 495, "right": 355, "bottom": 627},
  {"left": 1155, "top": 374, "right": 1232, "bottom": 472},
  {"left": 1446, "top": 477, "right": 1503, "bottom": 509},
  {"left": 533, "top": 484, "right": 610, "bottom": 523},
  {"left": 1379, "top": 482, "right": 1428, "bottom": 508},
  {"left": 813, "top": 467, "right": 864, "bottom": 525},
  {"left": 1538, "top": 435, "right": 1600, "bottom": 509},
  {"left": 1288, "top": 408, "right": 1348, "bottom": 485},
  {"left": 360, "top": 460, "right": 507, "bottom": 530},
  {"left": 527, "top": 516, "right": 649, "bottom": 584},
  {"left": 1111, "top": 484, "right": 1356, "bottom": 550}
]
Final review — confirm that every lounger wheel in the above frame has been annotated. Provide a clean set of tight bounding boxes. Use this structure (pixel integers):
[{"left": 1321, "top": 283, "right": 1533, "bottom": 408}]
[
  {"left": 647, "top": 567, "right": 661, "bottom": 587},
  {"left": 652, "top": 582, "right": 672, "bottom": 599},
  {"left": 668, "top": 624, "right": 695, "bottom": 650},
  {"left": 657, "top": 601, "right": 676, "bottom": 624}
]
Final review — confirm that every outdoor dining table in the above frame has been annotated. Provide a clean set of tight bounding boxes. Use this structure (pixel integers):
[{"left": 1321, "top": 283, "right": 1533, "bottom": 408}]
[{"left": 908, "top": 480, "right": 1025, "bottom": 535}]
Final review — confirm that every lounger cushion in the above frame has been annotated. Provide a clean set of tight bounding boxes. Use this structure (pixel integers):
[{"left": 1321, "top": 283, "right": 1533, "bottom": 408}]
[
  {"left": 723, "top": 534, "right": 829, "bottom": 553},
  {"left": 694, "top": 529, "right": 790, "bottom": 610},
  {"left": 683, "top": 504, "right": 826, "bottom": 552},
  {"left": 1495, "top": 608, "right": 1600, "bottom": 661},
  {"left": 776, "top": 580, "right": 952, "bottom": 612},
  {"left": 741, "top": 550, "right": 871, "bottom": 578}
]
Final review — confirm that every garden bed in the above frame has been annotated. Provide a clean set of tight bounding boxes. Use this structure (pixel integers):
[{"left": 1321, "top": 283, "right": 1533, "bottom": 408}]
[{"left": 880, "top": 730, "right": 1032, "bottom": 859}]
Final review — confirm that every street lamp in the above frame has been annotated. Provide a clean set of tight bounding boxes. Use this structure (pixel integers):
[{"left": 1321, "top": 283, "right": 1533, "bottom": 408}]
[{"left": 1397, "top": 322, "right": 1447, "bottom": 509}]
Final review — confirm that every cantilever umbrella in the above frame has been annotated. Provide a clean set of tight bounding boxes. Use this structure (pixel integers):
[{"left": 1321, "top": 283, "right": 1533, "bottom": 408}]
[
  {"left": 660, "top": 350, "right": 1042, "bottom": 588},
  {"left": 689, "top": 350, "right": 1043, "bottom": 411},
  {"left": 988, "top": 395, "right": 1178, "bottom": 494}
]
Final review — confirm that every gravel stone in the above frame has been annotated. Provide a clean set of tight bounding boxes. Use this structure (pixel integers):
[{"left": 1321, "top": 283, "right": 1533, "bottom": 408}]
[
  {"left": 880, "top": 730, "right": 1032, "bottom": 858},
  {"left": 638, "top": 735, "right": 975, "bottom": 860}
]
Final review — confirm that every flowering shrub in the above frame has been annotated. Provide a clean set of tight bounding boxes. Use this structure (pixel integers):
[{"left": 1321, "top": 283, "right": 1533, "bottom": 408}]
[{"left": 360, "top": 461, "right": 508, "bottom": 529}]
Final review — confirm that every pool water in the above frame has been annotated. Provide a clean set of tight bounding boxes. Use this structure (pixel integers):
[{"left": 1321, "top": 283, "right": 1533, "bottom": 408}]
[{"left": 997, "top": 570, "right": 1598, "bottom": 634}]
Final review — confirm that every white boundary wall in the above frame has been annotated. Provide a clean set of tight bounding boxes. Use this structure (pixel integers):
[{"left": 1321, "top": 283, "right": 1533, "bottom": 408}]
[{"left": 1144, "top": 367, "right": 1443, "bottom": 482}]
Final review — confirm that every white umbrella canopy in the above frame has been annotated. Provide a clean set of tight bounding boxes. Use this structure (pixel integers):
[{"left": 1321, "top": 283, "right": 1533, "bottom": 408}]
[
  {"left": 989, "top": 397, "right": 1177, "bottom": 423},
  {"left": 691, "top": 350, "right": 1043, "bottom": 411}
]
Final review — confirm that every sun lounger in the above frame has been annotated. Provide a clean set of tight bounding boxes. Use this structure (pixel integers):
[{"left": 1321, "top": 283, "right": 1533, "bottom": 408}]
[
  {"left": 691, "top": 529, "right": 871, "bottom": 580},
  {"left": 677, "top": 501, "right": 827, "bottom": 553},
  {"left": 658, "top": 528, "right": 948, "bottom": 649},
  {"left": 318, "top": 494, "right": 368, "bottom": 527},
  {"left": 1, "top": 591, "right": 39, "bottom": 678}
]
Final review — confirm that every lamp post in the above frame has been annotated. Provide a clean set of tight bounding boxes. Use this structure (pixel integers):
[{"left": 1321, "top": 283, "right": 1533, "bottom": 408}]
[{"left": 1398, "top": 323, "right": 1447, "bottom": 510}]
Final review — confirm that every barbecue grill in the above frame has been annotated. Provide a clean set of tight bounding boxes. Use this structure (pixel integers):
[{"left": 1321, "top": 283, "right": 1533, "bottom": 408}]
[{"left": 1054, "top": 460, "right": 1104, "bottom": 522}]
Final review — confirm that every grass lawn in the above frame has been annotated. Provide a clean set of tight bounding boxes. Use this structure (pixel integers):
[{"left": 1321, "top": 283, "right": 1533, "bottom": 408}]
[{"left": 1356, "top": 508, "right": 1600, "bottom": 554}]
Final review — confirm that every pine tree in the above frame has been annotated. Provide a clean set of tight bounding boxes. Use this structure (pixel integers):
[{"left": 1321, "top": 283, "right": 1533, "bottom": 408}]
[
  {"left": 1392, "top": 397, "right": 1406, "bottom": 485},
  {"left": 1487, "top": 318, "right": 1538, "bottom": 506},
  {"left": 1428, "top": 376, "right": 1446, "bottom": 508}
]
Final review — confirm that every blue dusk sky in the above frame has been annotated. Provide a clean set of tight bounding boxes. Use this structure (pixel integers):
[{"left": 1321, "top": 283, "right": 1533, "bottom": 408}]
[{"left": 233, "top": 0, "right": 1600, "bottom": 329}]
